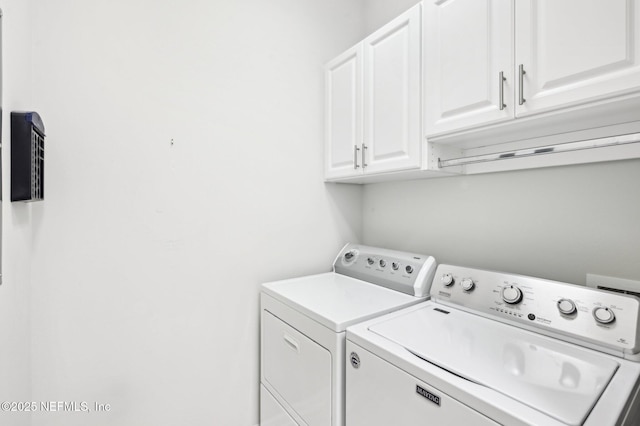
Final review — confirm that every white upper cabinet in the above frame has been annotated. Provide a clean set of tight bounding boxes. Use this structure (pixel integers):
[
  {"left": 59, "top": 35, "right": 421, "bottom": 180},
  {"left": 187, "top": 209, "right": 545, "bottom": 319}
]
[
  {"left": 425, "top": 0, "right": 640, "bottom": 140},
  {"left": 425, "top": 0, "right": 514, "bottom": 137},
  {"left": 515, "top": 0, "right": 640, "bottom": 116},
  {"left": 362, "top": 4, "right": 422, "bottom": 175},
  {"left": 327, "top": 0, "right": 640, "bottom": 182},
  {"left": 325, "top": 45, "right": 363, "bottom": 180},
  {"left": 325, "top": 3, "right": 422, "bottom": 181}
]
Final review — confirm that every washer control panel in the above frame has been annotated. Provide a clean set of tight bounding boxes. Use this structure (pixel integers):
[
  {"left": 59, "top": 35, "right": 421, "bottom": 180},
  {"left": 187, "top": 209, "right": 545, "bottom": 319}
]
[
  {"left": 431, "top": 264, "right": 640, "bottom": 356},
  {"left": 334, "top": 244, "right": 437, "bottom": 298}
]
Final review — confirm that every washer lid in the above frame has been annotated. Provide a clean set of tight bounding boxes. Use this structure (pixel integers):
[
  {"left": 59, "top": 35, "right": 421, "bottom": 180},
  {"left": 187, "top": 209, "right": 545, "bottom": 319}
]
[
  {"left": 369, "top": 303, "right": 620, "bottom": 426},
  {"left": 262, "top": 272, "right": 423, "bottom": 332}
]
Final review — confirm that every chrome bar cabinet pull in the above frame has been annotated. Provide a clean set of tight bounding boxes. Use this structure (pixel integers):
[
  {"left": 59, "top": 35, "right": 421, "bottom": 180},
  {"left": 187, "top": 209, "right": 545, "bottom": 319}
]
[
  {"left": 361, "top": 144, "right": 367, "bottom": 168},
  {"left": 519, "top": 64, "right": 526, "bottom": 105},
  {"left": 499, "top": 71, "right": 506, "bottom": 110}
]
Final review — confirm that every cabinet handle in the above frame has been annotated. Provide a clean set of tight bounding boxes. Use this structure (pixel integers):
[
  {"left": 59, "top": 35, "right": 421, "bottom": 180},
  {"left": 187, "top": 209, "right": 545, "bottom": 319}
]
[
  {"left": 361, "top": 144, "right": 367, "bottom": 169},
  {"left": 518, "top": 64, "right": 526, "bottom": 105},
  {"left": 353, "top": 145, "right": 360, "bottom": 169},
  {"left": 499, "top": 71, "right": 506, "bottom": 110}
]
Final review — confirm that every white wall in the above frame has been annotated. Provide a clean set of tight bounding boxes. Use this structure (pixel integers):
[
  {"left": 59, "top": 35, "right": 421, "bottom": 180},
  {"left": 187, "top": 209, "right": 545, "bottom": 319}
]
[
  {"left": 363, "top": 160, "right": 640, "bottom": 285},
  {"left": 27, "top": 1, "right": 364, "bottom": 425},
  {"left": 363, "top": 0, "right": 420, "bottom": 34},
  {"left": 0, "top": 1, "right": 33, "bottom": 425}
]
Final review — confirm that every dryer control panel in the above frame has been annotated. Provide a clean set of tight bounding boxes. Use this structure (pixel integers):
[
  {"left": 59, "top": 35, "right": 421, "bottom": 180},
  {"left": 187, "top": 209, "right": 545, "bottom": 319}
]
[
  {"left": 431, "top": 264, "right": 640, "bottom": 358},
  {"left": 333, "top": 244, "right": 437, "bottom": 298}
]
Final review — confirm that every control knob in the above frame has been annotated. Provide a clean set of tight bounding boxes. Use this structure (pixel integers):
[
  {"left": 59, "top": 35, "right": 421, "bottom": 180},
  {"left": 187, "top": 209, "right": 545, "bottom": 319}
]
[
  {"left": 367, "top": 257, "right": 375, "bottom": 266},
  {"left": 593, "top": 307, "right": 615, "bottom": 325},
  {"left": 405, "top": 265, "right": 414, "bottom": 274},
  {"left": 379, "top": 259, "right": 386, "bottom": 268},
  {"left": 502, "top": 285, "right": 523, "bottom": 304},
  {"left": 344, "top": 250, "right": 356, "bottom": 262},
  {"left": 557, "top": 299, "right": 577, "bottom": 315},
  {"left": 391, "top": 262, "right": 399, "bottom": 271},
  {"left": 441, "top": 273, "right": 454, "bottom": 287},
  {"left": 461, "top": 278, "right": 475, "bottom": 292}
]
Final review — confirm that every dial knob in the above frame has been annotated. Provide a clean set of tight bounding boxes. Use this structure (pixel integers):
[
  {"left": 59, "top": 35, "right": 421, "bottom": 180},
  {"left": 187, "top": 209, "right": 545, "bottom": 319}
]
[
  {"left": 344, "top": 250, "right": 356, "bottom": 262},
  {"left": 405, "top": 265, "right": 414, "bottom": 274},
  {"left": 557, "top": 299, "right": 577, "bottom": 315},
  {"left": 502, "top": 285, "right": 523, "bottom": 304},
  {"left": 391, "top": 262, "right": 399, "bottom": 271},
  {"left": 379, "top": 259, "right": 386, "bottom": 268},
  {"left": 461, "top": 278, "right": 475, "bottom": 292},
  {"left": 367, "top": 257, "right": 375, "bottom": 266},
  {"left": 441, "top": 273, "right": 454, "bottom": 287},
  {"left": 593, "top": 307, "right": 616, "bottom": 324}
]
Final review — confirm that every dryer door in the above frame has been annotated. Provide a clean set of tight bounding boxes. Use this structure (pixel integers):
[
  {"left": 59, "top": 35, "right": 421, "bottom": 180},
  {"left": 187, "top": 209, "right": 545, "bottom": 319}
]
[
  {"left": 346, "top": 341, "right": 499, "bottom": 426},
  {"left": 263, "top": 311, "right": 331, "bottom": 425}
]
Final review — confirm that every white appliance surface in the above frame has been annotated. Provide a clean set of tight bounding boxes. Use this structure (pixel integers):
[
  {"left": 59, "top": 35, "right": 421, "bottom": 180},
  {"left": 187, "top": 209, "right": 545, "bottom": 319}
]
[
  {"left": 346, "top": 265, "right": 640, "bottom": 426},
  {"left": 260, "top": 384, "right": 298, "bottom": 426},
  {"left": 262, "top": 272, "right": 423, "bottom": 332},
  {"left": 260, "top": 243, "right": 438, "bottom": 426},
  {"left": 369, "top": 303, "right": 619, "bottom": 426},
  {"left": 263, "top": 310, "right": 333, "bottom": 425}
]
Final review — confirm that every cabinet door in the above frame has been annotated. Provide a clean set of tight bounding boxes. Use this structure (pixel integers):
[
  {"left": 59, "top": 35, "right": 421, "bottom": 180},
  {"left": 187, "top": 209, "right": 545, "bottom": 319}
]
[
  {"left": 424, "top": 0, "right": 514, "bottom": 137},
  {"left": 325, "top": 45, "right": 363, "bottom": 180},
  {"left": 362, "top": 4, "right": 422, "bottom": 174},
  {"left": 515, "top": 0, "right": 640, "bottom": 117}
]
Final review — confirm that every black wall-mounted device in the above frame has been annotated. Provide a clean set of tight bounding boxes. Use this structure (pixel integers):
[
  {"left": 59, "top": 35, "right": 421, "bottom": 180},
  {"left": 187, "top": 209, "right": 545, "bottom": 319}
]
[{"left": 11, "top": 111, "right": 45, "bottom": 202}]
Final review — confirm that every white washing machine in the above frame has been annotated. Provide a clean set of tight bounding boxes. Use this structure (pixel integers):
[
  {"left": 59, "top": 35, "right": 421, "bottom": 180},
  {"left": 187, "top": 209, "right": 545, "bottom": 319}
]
[
  {"left": 346, "top": 264, "right": 640, "bottom": 426},
  {"left": 260, "top": 243, "right": 437, "bottom": 426}
]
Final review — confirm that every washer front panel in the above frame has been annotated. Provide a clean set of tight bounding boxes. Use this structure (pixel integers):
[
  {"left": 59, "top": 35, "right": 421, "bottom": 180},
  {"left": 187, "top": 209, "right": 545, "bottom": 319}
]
[
  {"left": 368, "top": 303, "right": 619, "bottom": 426},
  {"left": 346, "top": 340, "right": 499, "bottom": 426}
]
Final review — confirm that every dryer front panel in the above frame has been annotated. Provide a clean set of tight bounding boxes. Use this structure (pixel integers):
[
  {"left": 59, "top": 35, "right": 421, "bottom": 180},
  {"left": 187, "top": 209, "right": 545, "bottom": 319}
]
[
  {"left": 260, "top": 385, "right": 300, "bottom": 426},
  {"left": 263, "top": 311, "right": 331, "bottom": 425}
]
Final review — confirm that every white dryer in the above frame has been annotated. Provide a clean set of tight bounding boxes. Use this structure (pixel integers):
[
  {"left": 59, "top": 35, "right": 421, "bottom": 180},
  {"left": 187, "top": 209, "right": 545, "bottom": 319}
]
[
  {"left": 346, "top": 265, "right": 640, "bottom": 426},
  {"left": 260, "top": 244, "right": 437, "bottom": 426}
]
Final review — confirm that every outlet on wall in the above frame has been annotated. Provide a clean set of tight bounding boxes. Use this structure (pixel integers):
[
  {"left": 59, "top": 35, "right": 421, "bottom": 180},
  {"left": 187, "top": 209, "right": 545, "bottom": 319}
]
[{"left": 586, "top": 273, "right": 640, "bottom": 298}]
